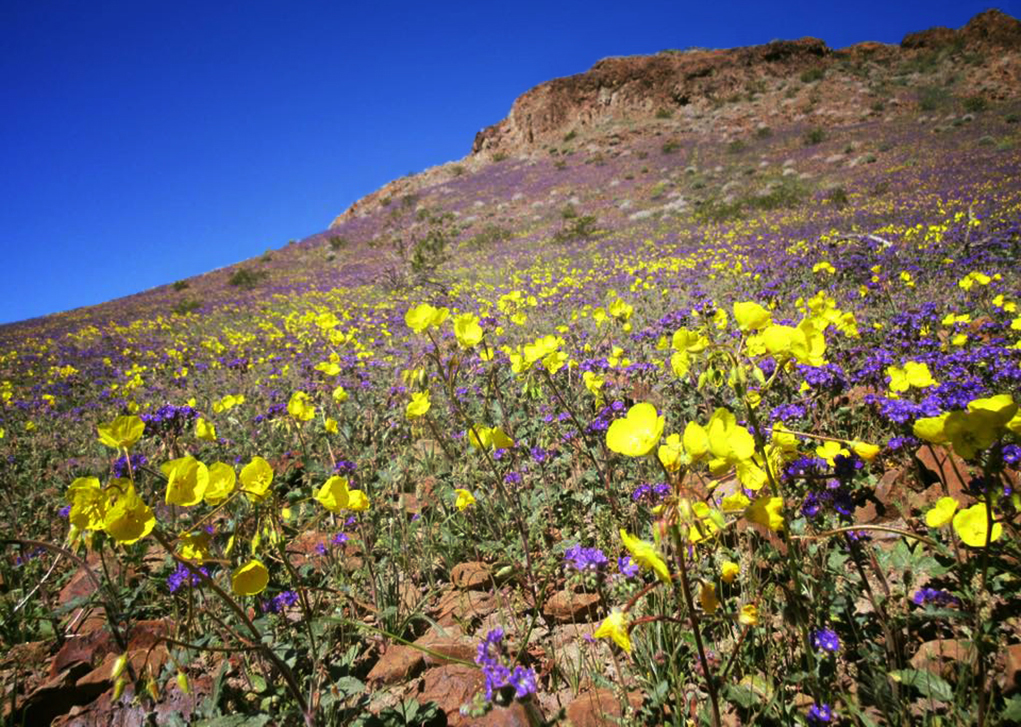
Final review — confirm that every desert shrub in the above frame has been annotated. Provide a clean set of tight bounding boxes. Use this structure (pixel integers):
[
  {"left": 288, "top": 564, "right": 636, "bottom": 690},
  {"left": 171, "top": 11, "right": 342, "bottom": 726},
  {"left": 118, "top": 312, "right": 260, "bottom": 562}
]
[
  {"left": 328, "top": 235, "right": 347, "bottom": 251},
  {"left": 963, "top": 96, "right": 988, "bottom": 113},
  {"left": 561, "top": 204, "right": 578, "bottom": 220},
  {"left": 803, "top": 127, "right": 827, "bottom": 146},
  {"left": 746, "top": 177, "right": 808, "bottom": 211},
  {"left": 171, "top": 298, "right": 202, "bottom": 315},
  {"left": 825, "top": 186, "right": 849, "bottom": 207},
  {"left": 661, "top": 140, "right": 681, "bottom": 155},
  {"left": 492, "top": 152, "right": 509, "bottom": 162},
  {"left": 553, "top": 214, "right": 597, "bottom": 243},
  {"left": 466, "top": 225, "right": 511, "bottom": 249},
  {"left": 554, "top": 160, "right": 567, "bottom": 170},
  {"left": 919, "top": 86, "right": 949, "bottom": 111},
  {"left": 800, "top": 67, "right": 825, "bottom": 83},
  {"left": 172, "top": 280, "right": 189, "bottom": 292},
  {"left": 654, "top": 108, "right": 673, "bottom": 119},
  {"left": 563, "top": 130, "right": 577, "bottom": 142},
  {"left": 228, "top": 268, "right": 268, "bottom": 290},
  {"left": 449, "top": 164, "right": 466, "bottom": 177},
  {"left": 755, "top": 126, "right": 772, "bottom": 139},
  {"left": 727, "top": 139, "right": 747, "bottom": 154}
]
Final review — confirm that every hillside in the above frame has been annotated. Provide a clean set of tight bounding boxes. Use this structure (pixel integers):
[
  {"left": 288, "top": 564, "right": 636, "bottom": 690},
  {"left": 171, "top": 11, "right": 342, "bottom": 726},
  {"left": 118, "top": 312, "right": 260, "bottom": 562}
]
[{"left": 2, "top": 10, "right": 1021, "bottom": 727}]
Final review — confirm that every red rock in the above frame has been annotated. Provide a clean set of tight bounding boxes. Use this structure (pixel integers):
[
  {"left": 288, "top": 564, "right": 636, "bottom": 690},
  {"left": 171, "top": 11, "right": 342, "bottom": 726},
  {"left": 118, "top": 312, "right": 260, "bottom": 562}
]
[
  {"left": 542, "top": 590, "right": 601, "bottom": 624},
  {"left": 565, "top": 689, "right": 642, "bottom": 726},
  {"left": 451, "top": 561, "right": 494, "bottom": 590},
  {"left": 1003, "top": 643, "right": 1021, "bottom": 695},
  {"left": 366, "top": 644, "right": 426, "bottom": 685},
  {"left": 432, "top": 589, "right": 499, "bottom": 627},
  {"left": 910, "top": 639, "right": 975, "bottom": 680},
  {"left": 417, "top": 664, "right": 485, "bottom": 725}
]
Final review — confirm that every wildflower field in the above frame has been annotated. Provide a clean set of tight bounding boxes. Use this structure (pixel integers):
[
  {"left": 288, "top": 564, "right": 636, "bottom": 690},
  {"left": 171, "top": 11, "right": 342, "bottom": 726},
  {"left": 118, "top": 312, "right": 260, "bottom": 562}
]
[{"left": 2, "top": 102, "right": 1021, "bottom": 726}]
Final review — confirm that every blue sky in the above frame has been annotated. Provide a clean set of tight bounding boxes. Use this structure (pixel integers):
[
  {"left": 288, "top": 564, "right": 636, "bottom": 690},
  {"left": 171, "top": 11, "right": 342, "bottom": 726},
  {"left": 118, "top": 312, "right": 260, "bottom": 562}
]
[{"left": 2, "top": 0, "right": 1015, "bottom": 325}]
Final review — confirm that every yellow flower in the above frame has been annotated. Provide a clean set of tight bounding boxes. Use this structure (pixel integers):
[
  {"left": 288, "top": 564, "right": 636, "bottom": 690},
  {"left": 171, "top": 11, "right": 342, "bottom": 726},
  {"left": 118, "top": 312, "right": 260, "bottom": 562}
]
[
  {"left": 672, "top": 327, "right": 708, "bottom": 353},
  {"left": 405, "top": 303, "right": 449, "bottom": 333},
  {"left": 178, "top": 531, "right": 212, "bottom": 562},
  {"left": 706, "top": 408, "right": 755, "bottom": 464},
  {"left": 325, "top": 417, "right": 338, "bottom": 434},
  {"left": 733, "top": 301, "right": 772, "bottom": 331},
  {"left": 670, "top": 350, "right": 691, "bottom": 379},
  {"left": 699, "top": 582, "right": 720, "bottom": 614},
  {"left": 812, "top": 262, "right": 836, "bottom": 275},
  {"left": 745, "top": 497, "right": 784, "bottom": 531},
  {"left": 619, "top": 528, "right": 670, "bottom": 583},
  {"left": 453, "top": 313, "right": 484, "bottom": 348},
  {"left": 195, "top": 417, "right": 217, "bottom": 442},
  {"left": 925, "top": 497, "right": 959, "bottom": 528},
  {"left": 231, "top": 559, "right": 269, "bottom": 596},
  {"left": 886, "top": 361, "right": 936, "bottom": 392},
  {"left": 287, "top": 391, "right": 315, "bottom": 422},
  {"left": 815, "top": 440, "right": 850, "bottom": 467},
  {"left": 332, "top": 385, "right": 349, "bottom": 403},
  {"left": 721, "top": 561, "right": 740, "bottom": 583},
  {"left": 204, "top": 462, "right": 236, "bottom": 505},
  {"left": 943, "top": 410, "right": 1002, "bottom": 460},
  {"left": 851, "top": 441, "right": 880, "bottom": 462},
  {"left": 315, "top": 361, "right": 341, "bottom": 376},
  {"left": 657, "top": 433, "right": 687, "bottom": 472},
  {"left": 103, "top": 482, "right": 155, "bottom": 545},
  {"left": 739, "top": 604, "right": 759, "bottom": 626},
  {"left": 67, "top": 476, "right": 107, "bottom": 531},
  {"left": 582, "top": 371, "right": 605, "bottom": 398},
  {"left": 240, "top": 456, "right": 274, "bottom": 502},
  {"left": 454, "top": 488, "right": 476, "bottom": 511},
  {"left": 468, "top": 425, "right": 514, "bottom": 450},
  {"left": 913, "top": 414, "right": 949, "bottom": 444},
  {"left": 606, "top": 402, "right": 665, "bottom": 457},
  {"left": 315, "top": 476, "right": 370, "bottom": 512},
  {"left": 406, "top": 391, "right": 431, "bottom": 419},
  {"left": 952, "top": 503, "right": 1002, "bottom": 547},
  {"left": 683, "top": 421, "right": 710, "bottom": 460},
  {"left": 720, "top": 491, "right": 751, "bottom": 512},
  {"left": 162, "top": 456, "right": 209, "bottom": 507},
  {"left": 97, "top": 415, "right": 145, "bottom": 450},
  {"left": 593, "top": 610, "right": 631, "bottom": 653}
]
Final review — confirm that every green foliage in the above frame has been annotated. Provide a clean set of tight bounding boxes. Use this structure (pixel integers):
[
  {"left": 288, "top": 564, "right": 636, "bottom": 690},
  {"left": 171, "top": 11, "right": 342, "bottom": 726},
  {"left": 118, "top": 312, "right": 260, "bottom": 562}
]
[
  {"left": 654, "top": 108, "right": 674, "bottom": 119},
  {"left": 172, "top": 280, "right": 190, "bottom": 292},
  {"left": 803, "top": 128, "right": 827, "bottom": 146},
  {"left": 919, "top": 86, "right": 950, "bottom": 111},
  {"left": 800, "top": 67, "right": 825, "bottom": 83},
  {"left": 661, "top": 140, "right": 681, "bottom": 155},
  {"left": 963, "top": 96, "right": 987, "bottom": 113},
  {"left": 328, "top": 235, "right": 348, "bottom": 251},
  {"left": 228, "top": 268, "right": 268, "bottom": 290},
  {"left": 466, "top": 224, "right": 511, "bottom": 249}
]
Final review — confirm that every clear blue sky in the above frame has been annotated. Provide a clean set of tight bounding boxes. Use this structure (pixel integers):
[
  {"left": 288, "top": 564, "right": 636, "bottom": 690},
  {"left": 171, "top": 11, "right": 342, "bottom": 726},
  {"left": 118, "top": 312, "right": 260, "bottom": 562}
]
[{"left": 2, "top": 0, "right": 1015, "bottom": 325}]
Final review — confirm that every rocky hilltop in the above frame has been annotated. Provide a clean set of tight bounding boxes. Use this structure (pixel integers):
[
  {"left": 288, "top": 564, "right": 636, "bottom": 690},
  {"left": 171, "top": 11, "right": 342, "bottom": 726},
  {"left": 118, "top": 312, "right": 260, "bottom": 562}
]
[{"left": 332, "top": 9, "right": 1020, "bottom": 227}]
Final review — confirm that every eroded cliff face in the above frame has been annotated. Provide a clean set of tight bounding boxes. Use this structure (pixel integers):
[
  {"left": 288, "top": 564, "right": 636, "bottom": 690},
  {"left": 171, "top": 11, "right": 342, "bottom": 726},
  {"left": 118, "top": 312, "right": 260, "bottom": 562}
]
[
  {"left": 471, "top": 10, "right": 1020, "bottom": 160},
  {"left": 331, "top": 10, "right": 1020, "bottom": 227}
]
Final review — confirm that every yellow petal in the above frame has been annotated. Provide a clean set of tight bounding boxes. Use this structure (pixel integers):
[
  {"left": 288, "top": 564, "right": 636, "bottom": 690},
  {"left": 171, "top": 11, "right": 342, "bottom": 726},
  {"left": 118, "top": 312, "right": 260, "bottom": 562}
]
[{"left": 231, "top": 559, "right": 269, "bottom": 596}]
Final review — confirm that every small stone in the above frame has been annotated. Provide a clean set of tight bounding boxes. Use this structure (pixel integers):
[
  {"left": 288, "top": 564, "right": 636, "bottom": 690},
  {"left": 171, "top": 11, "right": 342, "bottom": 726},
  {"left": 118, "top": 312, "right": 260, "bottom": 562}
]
[{"left": 542, "top": 590, "right": 601, "bottom": 624}]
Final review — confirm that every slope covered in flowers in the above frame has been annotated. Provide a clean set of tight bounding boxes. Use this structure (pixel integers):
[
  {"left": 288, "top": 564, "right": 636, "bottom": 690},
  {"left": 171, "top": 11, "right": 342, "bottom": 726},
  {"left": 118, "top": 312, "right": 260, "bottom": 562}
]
[{"left": 1, "top": 100, "right": 1021, "bottom": 726}]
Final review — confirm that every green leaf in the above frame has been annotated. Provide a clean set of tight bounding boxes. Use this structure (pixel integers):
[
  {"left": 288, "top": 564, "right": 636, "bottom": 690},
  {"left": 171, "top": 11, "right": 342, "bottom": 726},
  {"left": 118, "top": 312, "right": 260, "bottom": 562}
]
[
  {"left": 889, "top": 668, "right": 954, "bottom": 702},
  {"left": 1002, "top": 696, "right": 1021, "bottom": 721}
]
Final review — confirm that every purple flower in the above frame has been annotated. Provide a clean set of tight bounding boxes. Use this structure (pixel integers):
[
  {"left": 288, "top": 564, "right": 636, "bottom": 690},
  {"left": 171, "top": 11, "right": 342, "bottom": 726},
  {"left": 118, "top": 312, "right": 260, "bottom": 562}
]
[
  {"left": 564, "top": 545, "right": 608, "bottom": 572},
  {"left": 812, "top": 628, "right": 841, "bottom": 653},
  {"left": 167, "top": 563, "right": 207, "bottom": 593},
  {"left": 58, "top": 505, "right": 71, "bottom": 518},
  {"left": 618, "top": 556, "right": 639, "bottom": 578},
  {"left": 504, "top": 471, "right": 522, "bottom": 485},
  {"left": 807, "top": 702, "right": 833, "bottom": 725},
  {"left": 475, "top": 628, "right": 537, "bottom": 702},
  {"left": 913, "top": 587, "right": 959, "bottom": 608}
]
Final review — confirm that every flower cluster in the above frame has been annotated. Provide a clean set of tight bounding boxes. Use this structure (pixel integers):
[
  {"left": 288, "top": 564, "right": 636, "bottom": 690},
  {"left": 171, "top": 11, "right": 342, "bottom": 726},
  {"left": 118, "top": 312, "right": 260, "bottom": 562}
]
[{"left": 475, "top": 628, "right": 537, "bottom": 702}]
